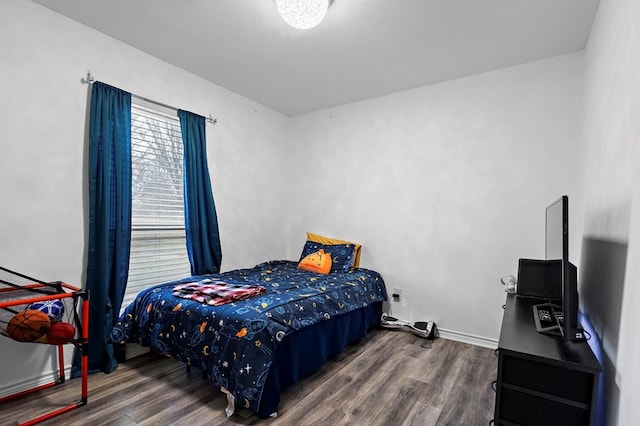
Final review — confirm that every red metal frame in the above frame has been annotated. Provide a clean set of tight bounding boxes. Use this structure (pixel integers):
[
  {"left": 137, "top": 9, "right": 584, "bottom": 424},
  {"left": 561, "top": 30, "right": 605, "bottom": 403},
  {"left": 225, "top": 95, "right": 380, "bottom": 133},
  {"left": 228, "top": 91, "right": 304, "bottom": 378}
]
[{"left": 0, "top": 282, "right": 89, "bottom": 426}]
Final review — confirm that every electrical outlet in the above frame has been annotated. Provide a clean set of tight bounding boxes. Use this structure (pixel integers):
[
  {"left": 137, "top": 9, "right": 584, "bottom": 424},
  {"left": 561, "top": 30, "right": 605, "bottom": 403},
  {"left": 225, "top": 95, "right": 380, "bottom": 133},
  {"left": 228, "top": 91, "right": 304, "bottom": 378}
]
[{"left": 392, "top": 287, "right": 402, "bottom": 302}]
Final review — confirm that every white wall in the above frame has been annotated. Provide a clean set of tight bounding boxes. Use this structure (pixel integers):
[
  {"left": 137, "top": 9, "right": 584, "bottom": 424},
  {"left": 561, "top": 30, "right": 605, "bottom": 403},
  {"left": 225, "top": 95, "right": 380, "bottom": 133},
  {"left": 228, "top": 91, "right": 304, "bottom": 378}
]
[
  {"left": 579, "top": 0, "right": 640, "bottom": 423},
  {"left": 0, "top": 0, "right": 288, "bottom": 398},
  {"left": 283, "top": 53, "right": 585, "bottom": 345}
]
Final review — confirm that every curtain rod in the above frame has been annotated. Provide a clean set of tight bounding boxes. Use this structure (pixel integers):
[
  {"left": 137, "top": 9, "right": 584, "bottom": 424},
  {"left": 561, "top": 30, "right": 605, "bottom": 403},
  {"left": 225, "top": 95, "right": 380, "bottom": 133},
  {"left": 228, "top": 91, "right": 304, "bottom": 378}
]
[{"left": 81, "top": 72, "right": 217, "bottom": 125}]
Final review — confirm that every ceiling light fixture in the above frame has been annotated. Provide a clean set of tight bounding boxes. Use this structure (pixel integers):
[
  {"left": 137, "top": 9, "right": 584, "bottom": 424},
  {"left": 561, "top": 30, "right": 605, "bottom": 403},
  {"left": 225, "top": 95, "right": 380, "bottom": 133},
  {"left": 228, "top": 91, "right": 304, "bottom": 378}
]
[{"left": 275, "top": 0, "right": 331, "bottom": 30}]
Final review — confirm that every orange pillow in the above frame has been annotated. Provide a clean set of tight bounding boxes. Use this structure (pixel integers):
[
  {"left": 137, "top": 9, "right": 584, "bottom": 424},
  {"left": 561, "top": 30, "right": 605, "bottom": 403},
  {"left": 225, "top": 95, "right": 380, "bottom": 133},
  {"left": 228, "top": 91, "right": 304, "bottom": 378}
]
[
  {"left": 306, "top": 232, "right": 362, "bottom": 268},
  {"left": 298, "top": 249, "right": 332, "bottom": 275}
]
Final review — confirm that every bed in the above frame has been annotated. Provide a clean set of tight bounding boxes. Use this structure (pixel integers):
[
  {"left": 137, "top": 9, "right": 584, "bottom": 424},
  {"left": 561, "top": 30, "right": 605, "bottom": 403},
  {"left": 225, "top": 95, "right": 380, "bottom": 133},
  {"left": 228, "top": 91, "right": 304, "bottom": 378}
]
[{"left": 108, "top": 256, "right": 387, "bottom": 418}]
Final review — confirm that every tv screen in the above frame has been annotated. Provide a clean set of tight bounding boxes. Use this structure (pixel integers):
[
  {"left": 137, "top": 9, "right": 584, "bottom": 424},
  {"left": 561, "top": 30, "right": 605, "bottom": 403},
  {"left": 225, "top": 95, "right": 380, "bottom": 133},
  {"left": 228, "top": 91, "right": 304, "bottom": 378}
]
[{"left": 545, "top": 195, "right": 582, "bottom": 342}]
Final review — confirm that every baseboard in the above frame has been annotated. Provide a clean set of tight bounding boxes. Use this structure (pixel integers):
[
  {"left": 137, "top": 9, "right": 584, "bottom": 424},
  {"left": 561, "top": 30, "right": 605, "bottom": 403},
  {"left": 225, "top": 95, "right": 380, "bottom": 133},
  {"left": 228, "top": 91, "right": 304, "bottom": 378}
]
[
  {"left": 1, "top": 345, "right": 149, "bottom": 400},
  {"left": 437, "top": 327, "right": 498, "bottom": 349},
  {"left": 0, "top": 365, "right": 72, "bottom": 400}
]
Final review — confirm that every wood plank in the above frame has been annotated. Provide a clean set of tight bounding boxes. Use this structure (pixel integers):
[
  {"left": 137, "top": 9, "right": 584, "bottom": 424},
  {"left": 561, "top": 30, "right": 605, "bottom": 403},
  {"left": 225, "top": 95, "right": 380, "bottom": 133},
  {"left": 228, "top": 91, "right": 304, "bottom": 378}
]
[{"left": 1, "top": 329, "right": 497, "bottom": 425}]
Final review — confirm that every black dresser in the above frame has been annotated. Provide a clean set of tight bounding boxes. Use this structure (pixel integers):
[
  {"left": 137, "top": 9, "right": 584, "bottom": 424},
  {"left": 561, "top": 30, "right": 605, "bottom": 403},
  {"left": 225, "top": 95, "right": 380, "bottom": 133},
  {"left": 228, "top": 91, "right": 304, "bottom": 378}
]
[{"left": 494, "top": 294, "right": 601, "bottom": 425}]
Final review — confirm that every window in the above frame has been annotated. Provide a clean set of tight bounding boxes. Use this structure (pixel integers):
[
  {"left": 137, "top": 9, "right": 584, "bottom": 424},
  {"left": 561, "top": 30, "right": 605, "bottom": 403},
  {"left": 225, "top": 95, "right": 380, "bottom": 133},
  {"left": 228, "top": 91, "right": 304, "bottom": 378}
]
[{"left": 121, "top": 101, "right": 192, "bottom": 312}]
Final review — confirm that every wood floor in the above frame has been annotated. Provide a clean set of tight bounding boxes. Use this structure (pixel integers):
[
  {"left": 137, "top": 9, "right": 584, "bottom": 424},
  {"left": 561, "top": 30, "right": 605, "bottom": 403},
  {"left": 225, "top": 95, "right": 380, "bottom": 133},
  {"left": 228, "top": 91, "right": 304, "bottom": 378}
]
[{"left": 2, "top": 328, "right": 497, "bottom": 425}]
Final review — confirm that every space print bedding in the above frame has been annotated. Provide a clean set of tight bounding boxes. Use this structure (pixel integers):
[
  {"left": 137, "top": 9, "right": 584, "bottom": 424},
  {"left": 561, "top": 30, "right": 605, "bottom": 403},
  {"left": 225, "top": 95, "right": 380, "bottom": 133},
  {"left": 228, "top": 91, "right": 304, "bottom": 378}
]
[{"left": 108, "top": 259, "right": 387, "bottom": 417}]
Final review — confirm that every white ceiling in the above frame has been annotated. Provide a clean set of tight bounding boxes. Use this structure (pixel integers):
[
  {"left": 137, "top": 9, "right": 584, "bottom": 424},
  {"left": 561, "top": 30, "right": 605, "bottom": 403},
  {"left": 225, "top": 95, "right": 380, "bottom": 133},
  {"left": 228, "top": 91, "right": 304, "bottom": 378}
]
[{"left": 31, "top": 0, "right": 600, "bottom": 116}]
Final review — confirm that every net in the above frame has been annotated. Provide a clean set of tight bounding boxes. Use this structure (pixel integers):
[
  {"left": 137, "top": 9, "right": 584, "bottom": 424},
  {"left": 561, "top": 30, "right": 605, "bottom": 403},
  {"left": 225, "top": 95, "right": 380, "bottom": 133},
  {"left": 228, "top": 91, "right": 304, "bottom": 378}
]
[{"left": 0, "top": 267, "right": 80, "bottom": 345}]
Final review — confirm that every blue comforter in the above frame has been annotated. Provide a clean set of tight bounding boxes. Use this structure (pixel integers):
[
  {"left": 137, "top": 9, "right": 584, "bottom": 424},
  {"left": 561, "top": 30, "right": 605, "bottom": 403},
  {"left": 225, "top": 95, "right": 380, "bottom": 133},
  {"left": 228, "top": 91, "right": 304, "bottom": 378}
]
[{"left": 108, "top": 260, "right": 387, "bottom": 414}]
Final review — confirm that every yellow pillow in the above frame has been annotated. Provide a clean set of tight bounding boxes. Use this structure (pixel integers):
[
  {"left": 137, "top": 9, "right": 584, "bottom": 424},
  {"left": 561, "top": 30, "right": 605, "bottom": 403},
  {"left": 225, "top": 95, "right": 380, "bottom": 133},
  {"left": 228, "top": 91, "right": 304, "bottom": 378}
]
[
  {"left": 306, "top": 232, "right": 362, "bottom": 268},
  {"left": 298, "top": 249, "right": 332, "bottom": 275}
]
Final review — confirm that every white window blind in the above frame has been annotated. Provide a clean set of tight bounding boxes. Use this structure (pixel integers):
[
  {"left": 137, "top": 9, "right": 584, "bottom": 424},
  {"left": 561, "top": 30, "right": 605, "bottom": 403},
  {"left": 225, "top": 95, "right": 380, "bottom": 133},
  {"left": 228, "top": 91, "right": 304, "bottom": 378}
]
[{"left": 122, "top": 102, "right": 192, "bottom": 313}]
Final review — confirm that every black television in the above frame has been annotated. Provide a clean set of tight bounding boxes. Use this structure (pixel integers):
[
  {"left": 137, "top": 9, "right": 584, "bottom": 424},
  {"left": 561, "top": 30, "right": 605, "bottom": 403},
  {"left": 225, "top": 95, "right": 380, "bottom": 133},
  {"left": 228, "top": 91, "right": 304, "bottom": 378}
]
[{"left": 544, "top": 195, "right": 583, "bottom": 342}]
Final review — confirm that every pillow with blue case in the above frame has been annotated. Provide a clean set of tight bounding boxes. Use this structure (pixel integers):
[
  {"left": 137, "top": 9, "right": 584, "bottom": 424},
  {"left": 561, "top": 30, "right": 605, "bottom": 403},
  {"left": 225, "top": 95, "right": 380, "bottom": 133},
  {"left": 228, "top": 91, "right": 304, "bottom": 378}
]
[{"left": 299, "top": 240, "right": 354, "bottom": 273}]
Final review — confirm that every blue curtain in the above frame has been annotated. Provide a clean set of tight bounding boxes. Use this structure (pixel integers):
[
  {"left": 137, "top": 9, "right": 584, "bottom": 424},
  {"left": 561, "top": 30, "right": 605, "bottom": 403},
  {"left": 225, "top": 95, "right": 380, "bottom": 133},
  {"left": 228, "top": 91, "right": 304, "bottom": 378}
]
[
  {"left": 75, "top": 82, "right": 132, "bottom": 375},
  {"left": 178, "top": 110, "right": 222, "bottom": 275}
]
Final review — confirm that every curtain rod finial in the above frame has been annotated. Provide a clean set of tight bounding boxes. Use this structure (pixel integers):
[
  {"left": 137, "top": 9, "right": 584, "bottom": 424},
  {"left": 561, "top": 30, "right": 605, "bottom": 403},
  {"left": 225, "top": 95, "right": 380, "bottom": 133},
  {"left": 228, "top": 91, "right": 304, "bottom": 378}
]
[{"left": 81, "top": 71, "right": 95, "bottom": 85}]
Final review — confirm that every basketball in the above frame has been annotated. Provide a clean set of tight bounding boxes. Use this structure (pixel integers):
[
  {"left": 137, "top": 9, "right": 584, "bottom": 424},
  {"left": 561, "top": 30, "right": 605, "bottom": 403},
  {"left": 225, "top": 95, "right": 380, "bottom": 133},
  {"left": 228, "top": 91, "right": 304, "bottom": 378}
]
[
  {"left": 28, "top": 299, "right": 65, "bottom": 322},
  {"left": 7, "top": 310, "right": 51, "bottom": 342},
  {"left": 45, "top": 321, "right": 76, "bottom": 345}
]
